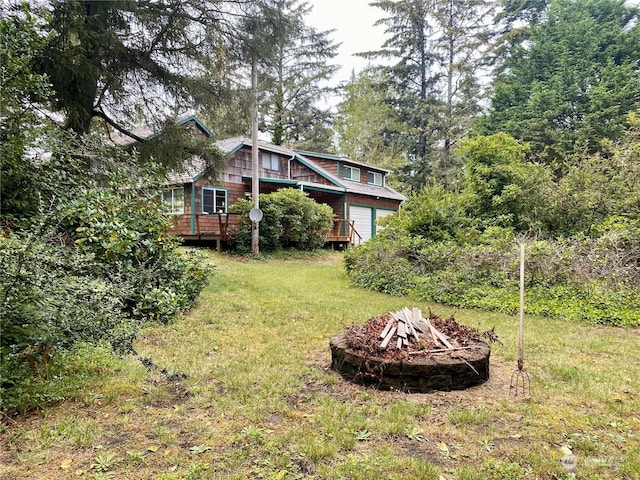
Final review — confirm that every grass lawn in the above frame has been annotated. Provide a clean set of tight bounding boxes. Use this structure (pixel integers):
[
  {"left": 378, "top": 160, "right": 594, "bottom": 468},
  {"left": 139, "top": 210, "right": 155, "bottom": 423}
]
[{"left": 1, "top": 250, "right": 639, "bottom": 479}]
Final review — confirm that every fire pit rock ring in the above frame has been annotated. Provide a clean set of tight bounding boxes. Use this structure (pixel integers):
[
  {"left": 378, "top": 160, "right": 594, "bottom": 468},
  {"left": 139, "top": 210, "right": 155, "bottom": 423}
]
[
  {"left": 330, "top": 334, "right": 490, "bottom": 392},
  {"left": 329, "top": 310, "right": 493, "bottom": 393}
]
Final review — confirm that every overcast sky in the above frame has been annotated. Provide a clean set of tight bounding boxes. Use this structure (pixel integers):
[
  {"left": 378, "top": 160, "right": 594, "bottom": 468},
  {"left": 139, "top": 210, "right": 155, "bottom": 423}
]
[{"left": 306, "top": 0, "right": 386, "bottom": 85}]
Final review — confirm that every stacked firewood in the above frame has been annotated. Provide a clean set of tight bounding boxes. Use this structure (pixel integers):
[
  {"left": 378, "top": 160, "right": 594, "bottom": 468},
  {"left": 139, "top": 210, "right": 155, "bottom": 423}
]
[{"left": 379, "top": 307, "right": 455, "bottom": 351}]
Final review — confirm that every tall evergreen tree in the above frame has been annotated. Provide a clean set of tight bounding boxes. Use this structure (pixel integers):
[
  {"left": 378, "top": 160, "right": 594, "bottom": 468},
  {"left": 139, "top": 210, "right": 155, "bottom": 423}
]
[
  {"left": 5, "top": 0, "right": 250, "bottom": 173},
  {"left": 30, "top": 0, "right": 242, "bottom": 137},
  {"left": 363, "top": 0, "right": 495, "bottom": 190},
  {"left": 200, "top": 0, "right": 339, "bottom": 151},
  {"left": 259, "top": 0, "right": 339, "bottom": 151},
  {"left": 362, "top": 0, "right": 440, "bottom": 190},
  {"left": 491, "top": 0, "right": 549, "bottom": 68},
  {"left": 432, "top": 0, "right": 494, "bottom": 178},
  {"left": 335, "top": 68, "right": 406, "bottom": 174},
  {"left": 478, "top": 0, "right": 640, "bottom": 163}
]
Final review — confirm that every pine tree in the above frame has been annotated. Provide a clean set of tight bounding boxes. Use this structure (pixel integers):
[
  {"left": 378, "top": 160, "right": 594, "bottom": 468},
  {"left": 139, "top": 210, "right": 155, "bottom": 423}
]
[
  {"left": 431, "top": 0, "right": 494, "bottom": 179},
  {"left": 32, "top": 0, "right": 239, "bottom": 137},
  {"left": 259, "top": 0, "right": 339, "bottom": 150},
  {"left": 9, "top": 0, "right": 248, "bottom": 173},
  {"left": 479, "top": 0, "right": 640, "bottom": 163},
  {"left": 335, "top": 68, "right": 405, "bottom": 175},
  {"left": 363, "top": 0, "right": 495, "bottom": 189}
]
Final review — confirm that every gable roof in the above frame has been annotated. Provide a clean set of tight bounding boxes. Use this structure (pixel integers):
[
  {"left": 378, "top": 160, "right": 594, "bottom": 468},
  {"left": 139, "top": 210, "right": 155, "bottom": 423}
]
[
  {"left": 213, "top": 138, "right": 405, "bottom": 202},
  {"left": 295, "top": 149, "right": 392, "bottom": 174},
  {"left": 150, "top": 128, "right": 405, "bottom": 203}
]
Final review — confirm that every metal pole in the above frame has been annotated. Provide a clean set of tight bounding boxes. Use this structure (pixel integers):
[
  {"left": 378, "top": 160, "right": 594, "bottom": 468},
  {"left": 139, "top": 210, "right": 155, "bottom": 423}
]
[{"left": 251, "top": 51, "right": 260, "bottom": 254}]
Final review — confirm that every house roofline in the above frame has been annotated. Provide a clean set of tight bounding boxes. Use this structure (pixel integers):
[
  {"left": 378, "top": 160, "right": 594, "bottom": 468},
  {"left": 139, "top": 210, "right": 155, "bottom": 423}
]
[
  {"left": 240, "top": 177, "right": 346, "bottom": 194},
  {"left": 297, "top": 181, "right": 346, "bottom": 194},
  {"left": 241, "top": 176, "right": 299, "bottom": 186},
  {"left": 217, "top": 137, "right": 346, "bottom": 190},
  {"left": 293, "top": 154, "right": 345, "bottom": 189},
  {"left": 295, "top": 149, "right": 392, "bottom": 173},
  {"left": 177, "top": 115, "right": 215, "bottom": 138}
]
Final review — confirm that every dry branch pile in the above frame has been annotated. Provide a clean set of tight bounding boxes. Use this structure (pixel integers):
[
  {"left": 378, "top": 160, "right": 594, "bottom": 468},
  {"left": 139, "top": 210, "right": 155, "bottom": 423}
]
[{"left": 344, "top": 307, "right": 498, "bottom": 362}]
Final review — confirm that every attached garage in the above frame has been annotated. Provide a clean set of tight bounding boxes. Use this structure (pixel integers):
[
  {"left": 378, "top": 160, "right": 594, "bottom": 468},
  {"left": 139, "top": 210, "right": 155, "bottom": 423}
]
[
  {"left": 349, "top": 205, "right": 373, "bottom": 242},
  {"left": 350, "top": 206, "right": 397, "bottom": 242}
]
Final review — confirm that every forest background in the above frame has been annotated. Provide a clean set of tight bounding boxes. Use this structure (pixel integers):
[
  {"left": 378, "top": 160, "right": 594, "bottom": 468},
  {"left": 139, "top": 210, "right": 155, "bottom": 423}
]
[{"left": 1, "top": 0, "right": 639, "bottom": 413}]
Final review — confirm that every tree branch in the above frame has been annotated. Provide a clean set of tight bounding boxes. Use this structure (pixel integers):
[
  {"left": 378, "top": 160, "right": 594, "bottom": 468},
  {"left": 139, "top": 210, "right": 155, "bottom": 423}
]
[{"left": 92, "top": 109, "right": 147, "bottom": 143}]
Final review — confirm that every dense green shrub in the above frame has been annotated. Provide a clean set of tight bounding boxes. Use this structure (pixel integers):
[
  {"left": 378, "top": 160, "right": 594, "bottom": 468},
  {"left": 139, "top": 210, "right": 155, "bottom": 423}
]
[
  {"left": 231, "top": 188, "right": 334, "bottom": 252},
  {"left": 1, "top": 10, "right": 214, "bottom": 413},
  {"left": 344, "top": 129, "right": 640, "bottom": 326},
  {"left": 0, "top": 7, "right": 214, "bottom": 411},
  {"left": 348, "top": 232, "right": 639, "bottom": 326},
  {"left": 344, "top": 233, "right": 421, "bottom": 295},
  {"left": 1, "top": 133, "right": 213, "bottom": 413},
  {"left": 387, "top": 184, "right": 473, "bottom": 242}
]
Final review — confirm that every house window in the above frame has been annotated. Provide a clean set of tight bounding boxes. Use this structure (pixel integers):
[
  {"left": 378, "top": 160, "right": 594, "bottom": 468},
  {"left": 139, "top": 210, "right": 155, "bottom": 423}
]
[
  {"left": 162, "top": 186, "right": 184, "bottom": 214},
  {"left": 367, "top": 171, "right": 383, "bottom": 186},
  {"left": 202, "top": 187, "right": 227, "bottom": 214},
  {"left": 262, "top": 152, "right": 280, "bottom": 171},
  {"left": 343, "top": 165, "right": 360, "bottom": 182}
]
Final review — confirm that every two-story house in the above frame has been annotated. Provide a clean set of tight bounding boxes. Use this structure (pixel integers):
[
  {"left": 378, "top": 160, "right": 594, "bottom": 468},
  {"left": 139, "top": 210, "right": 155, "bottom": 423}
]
[{"left": 117, "top": 116, "right": 406, "bottom": 249}]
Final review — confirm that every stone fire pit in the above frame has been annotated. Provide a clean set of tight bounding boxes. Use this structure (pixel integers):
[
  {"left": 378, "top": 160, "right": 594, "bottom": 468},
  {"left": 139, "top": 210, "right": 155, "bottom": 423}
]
[{"left": 329, "top": 308, "right": 494, "bottom": 393}]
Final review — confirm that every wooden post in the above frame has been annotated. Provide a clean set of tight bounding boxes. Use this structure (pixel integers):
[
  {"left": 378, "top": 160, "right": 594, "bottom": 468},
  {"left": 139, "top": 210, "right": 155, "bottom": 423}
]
[{"left": 518, "top": 243, "right": 525, "bottom": 370}]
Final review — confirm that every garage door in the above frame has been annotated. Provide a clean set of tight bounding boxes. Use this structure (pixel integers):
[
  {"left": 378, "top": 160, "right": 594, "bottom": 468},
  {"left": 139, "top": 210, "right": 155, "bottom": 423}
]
[
  {"left": 349, "top": 206, "right": 373, "bottom": 243},
  {"left": 375, "top": 209, "right": 395, "bottom": 232}
]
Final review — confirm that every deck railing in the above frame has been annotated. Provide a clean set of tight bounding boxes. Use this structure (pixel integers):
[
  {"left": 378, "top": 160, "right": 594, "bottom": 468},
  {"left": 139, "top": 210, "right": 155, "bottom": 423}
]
[
  {"left": 167, "top": 213, "right": 240, "bottom": 250},
  {"left": 327, "top": 219, "right": 362, "bottom": 246}
]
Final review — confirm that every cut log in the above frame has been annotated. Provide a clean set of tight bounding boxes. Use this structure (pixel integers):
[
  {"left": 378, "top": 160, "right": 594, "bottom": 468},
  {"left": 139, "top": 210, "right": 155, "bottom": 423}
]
[
  {"left": 392, "top": 310, "right": 407, "bottom": 326},
  {"left": 402, "top": 307, "right": 414, "bottom": 326},
  {"left": 397, "top": 321, "right": 406, "bottom": 339},
  {"left": 412, "top": 317, "right": 429, "bottom": 333},
  {"left": 407, "top": 316, "right": 419, "bottom": 339}
]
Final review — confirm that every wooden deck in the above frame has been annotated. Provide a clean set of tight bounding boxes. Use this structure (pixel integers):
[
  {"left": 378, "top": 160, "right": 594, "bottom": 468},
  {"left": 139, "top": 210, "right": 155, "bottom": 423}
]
[
  {"left": 168, "top": 213, "right": 240, "bottom": 251},
  {"left": 325, "top": 219, "right": 362, "bottom": 248},
  {"left": 169, "top": 216, "right": 361, "bottom": 250}
]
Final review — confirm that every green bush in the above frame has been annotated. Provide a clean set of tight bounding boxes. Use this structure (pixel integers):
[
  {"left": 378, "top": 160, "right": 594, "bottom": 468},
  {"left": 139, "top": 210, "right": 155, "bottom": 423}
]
[
  {"left": 230, "top": 188, "right": 334, "bottom": 252},
  {"left": 347, "top": 229, "right": 640, "bottom": 326},
  {"left": 344, "top": 233, "right": 419, "bottom": 295},
  {"left": 231, "top": 198, "right": 284, "bottom": 252},
  {"left": 344, "top": 131, "right": 640, "bottom": 326},
  {"left": 1, "top": 13, "right": 214, "bottom": 413},
  {"left": 1, "top": 133, "right": 213, "bottom": 413},
  {"left": 381, "top": 184, "right": 472, "bottom": 242}
]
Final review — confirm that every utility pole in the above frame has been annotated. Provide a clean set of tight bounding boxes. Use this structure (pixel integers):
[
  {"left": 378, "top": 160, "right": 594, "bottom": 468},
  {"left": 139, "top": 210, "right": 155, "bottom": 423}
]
[{"left": 251, "top": 50, "right": 260, "bottom": 254}]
